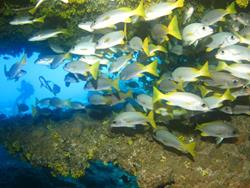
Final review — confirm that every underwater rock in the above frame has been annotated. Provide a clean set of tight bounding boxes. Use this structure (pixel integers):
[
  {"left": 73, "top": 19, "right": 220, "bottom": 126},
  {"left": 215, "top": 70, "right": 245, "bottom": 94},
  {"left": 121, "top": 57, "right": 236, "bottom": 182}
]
[{"left": 0, "top": 112, "right": 250, "bottom": 187}]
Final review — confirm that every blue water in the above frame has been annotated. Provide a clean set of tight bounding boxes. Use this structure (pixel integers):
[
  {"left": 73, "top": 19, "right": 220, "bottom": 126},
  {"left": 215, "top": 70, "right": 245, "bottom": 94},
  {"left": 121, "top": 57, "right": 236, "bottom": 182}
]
[{"left": 0, "top": 52, "right": 88, "bottom": 117}]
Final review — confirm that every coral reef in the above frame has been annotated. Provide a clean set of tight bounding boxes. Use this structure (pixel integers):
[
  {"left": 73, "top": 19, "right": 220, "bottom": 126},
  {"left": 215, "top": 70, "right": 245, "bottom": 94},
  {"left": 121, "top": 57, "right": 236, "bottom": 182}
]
[{"left": 0, "top": 111, "right": 250, "bottom": 187}]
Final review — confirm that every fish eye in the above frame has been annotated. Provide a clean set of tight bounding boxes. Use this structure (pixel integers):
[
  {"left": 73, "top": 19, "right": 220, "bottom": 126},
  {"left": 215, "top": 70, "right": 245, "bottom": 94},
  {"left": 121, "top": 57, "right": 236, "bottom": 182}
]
[
  {"left": 202, "top": 26, "right": 206, "bottom": 30},
  {"left": 201, "top": 103, "right": 206, "bottom": 108},
  {"left": 230, "top": 35, "right": 235, "bottom": 40},
  {"left": 232, "top": 79, "right": 238, "bottom": 84},
  {"left": 112, "top": 120, "right": 117, "bottom": 124},
  {"left": 221, "top": 50, "right": 225, "bottom": 54}
]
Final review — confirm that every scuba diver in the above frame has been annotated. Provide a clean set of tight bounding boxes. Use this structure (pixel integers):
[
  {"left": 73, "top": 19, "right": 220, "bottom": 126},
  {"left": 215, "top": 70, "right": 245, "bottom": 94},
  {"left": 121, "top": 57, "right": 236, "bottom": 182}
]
[{"left": 39, "top": 76, "right": 61, "bottom": 96}]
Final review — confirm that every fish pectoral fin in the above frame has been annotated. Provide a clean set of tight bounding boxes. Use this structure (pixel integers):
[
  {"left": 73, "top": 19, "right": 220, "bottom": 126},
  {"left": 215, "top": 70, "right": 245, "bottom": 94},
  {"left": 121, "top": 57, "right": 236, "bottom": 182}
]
[
  {"left": 186, "top": 32, "right": 193, "bottom": 36},
  {"left": 104, "top": 37, "right": 111, "bottom": 43},
  {"left": 124, "top": 17, "right": 132, "bottom": 23},
  {"left": 103, "top": 15, "right": 110, "bottom": 21},
  {"left": 200, "top": 132, "right": 208, "bottom": 137},
  {"left": 166, "top": 101, "right": 173, "bottom": 105},
  {"left": 215, "top": 137, "right": 224, "bottom": 145}
]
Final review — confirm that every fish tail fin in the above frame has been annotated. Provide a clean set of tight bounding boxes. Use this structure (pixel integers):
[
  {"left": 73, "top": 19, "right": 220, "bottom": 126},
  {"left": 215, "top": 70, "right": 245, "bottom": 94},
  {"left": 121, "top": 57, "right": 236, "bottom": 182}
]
[
  {"left": 155, "top": 45, "right": 167, "bottom": 53},
  {"left": 176, "top": 81, "right": 184, "bottom": 91},
  {"left": 142, "top": 37, "right": 150, "bottom": 56},
  {"left": 174, "top": 0, "right": 184, "bottom": 8},
  {"left": 220, "top": 89, "right": 235, "bottom": 101},
  {"left": 144, "top": 60, "right": 159, "bottom": 77},
  {"left": 197, "top": 85, "right": 212, "bottom": 97},
  {"left": 112, "top": 79, "right": 120, "bottom": 91},
  {"left": 167, "top": 15, "right": 182, "bottom": 40},
  {"left": 216, "top": 61, "right": 228, "bottom": 71},
  {"left": 199, "top": 61, "right": 211, "bottom": 77},
  {"left": 29, "top": 7, "right": 37, "bottom": 15},
  {"left": 63, "top": 52, "right": 72, "bottom": 59},
  {"left": 182, "top": 142, "right": 196, "bottom": 158},
  {"left": 89, "top": 62, "right": 100, "bottom": 80},
  {"left": 133, "top": 0, "right": 145, "bottom": 17},
  {"left": 34, "top": 15, "right": 46, "bottom": 23},
  {"left": 226, "top": 2, "right": 236, "bottom": 15},
  {"left": 20, "top": 54, "right": 27, "bottom": 65},
  {"left": 147, "top": 111, "right": 157, "bottom": 129},
  {"left": 153, "top": 87, "right": 166, "bottom": 103}
]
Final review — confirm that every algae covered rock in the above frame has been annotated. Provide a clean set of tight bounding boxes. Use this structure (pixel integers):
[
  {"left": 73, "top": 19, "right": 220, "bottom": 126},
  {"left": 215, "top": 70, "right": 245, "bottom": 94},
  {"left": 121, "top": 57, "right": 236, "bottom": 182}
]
[{"left": 1, "top": 112, "right": 250, "bottom": 188}]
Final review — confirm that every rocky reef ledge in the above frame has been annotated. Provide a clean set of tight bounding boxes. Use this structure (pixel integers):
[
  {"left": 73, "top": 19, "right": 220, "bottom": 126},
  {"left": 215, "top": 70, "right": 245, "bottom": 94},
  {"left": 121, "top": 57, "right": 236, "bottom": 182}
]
[{"left": 0, "top": 112, "right": 250, "bottom": 188}]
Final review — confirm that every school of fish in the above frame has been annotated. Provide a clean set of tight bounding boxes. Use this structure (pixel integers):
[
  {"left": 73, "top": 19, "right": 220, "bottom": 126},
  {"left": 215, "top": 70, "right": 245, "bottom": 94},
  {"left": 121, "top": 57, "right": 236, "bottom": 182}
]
[{"left": 6, "top": 0, "right": 250, "bottom": 158}]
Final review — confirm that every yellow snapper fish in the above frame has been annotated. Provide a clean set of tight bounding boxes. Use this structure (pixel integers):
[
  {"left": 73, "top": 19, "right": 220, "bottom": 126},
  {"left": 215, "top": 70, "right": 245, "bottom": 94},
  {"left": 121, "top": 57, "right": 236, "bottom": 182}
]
[
  {"left": 28, "top": 29, "right": 67, "bottom": 41},
  {"left": 91, "top": 0, "right": 145, "bottom": 30},
  {"left": 49, "top": 42, "right": 65, "bottom": 54},
  {"left": 196, "top": 121, "right": 239, "bottom": 144},
  {"left": 203, "top": 89, "right": 235, "bottom": 110},
  {"left": 231, "top": 85, "right": 250, "bottom": 98},
  {"left": 182, "top": 23, "right": 213, "bottom": 46},
  {"left": 205, "top": 32, "right": 240, "bottom": 52},
  {"left": 216, "top": 61, "right": 250, "bottom": 81},
  {"left": 201, "top": 71, "right": 247, "bottom": 89},
  {"left": 172, "top": 61, "right": 211, "bottom": 82},
  {"left": 84, "top": 77, "right": 119, "bottom": 91},
  {"left": 215, "top": 45, "right": 250, "bottom": 63},
  {"left": 153, "top": 127, "right": 196, "bottom": 157},
  {"left": 153, "top": 87, "right": 209, "bottom": 111},
  {"left": 10, "top": 15, "right": 45, "bottom": 25},
  {"left": 157, "top": 74, "right": 184, "bottom": 93},
  {"left": 120, "top": 60, "right": 158, "bottom": 80},
  {"left": 110, "top": 111, "right": 156, "bottom": 129},
  {"left": 29, "top": 0, "right": 68, "bottom": 14},
  {"left": 69, "top": 36, "right": 96, "bottom": 55},
  {"left": 63, "top": 61, "right": 100, "bottom": 80},
  {"left": 96, "top": 30, "right": 125, "bottom": 49},
  {"left": 201, "top": 2, "right": 236, "bottom": 26},
  {"left": 144, "top": 0, "right": 184, "bottom": 21},
  {"left": 220, "top": 104, "right": 250, "bottom": 115},
  {"left": 135, "top": 94, "right": 153, "bottom": 111},
  {"left": 150, "top": 16, "right": 182, "bottom": 44},
  {"left": 79, "top": 55, "right": 109, "bottom": 65},
  {"left": 87, "top": 93, "right": 130, "bottom": 106},
  {"left": 109, "top": 53, "right": 132, "bottom": 73},
  {"left": 78, "top": 21, "right": 95, "bottom": 32}
]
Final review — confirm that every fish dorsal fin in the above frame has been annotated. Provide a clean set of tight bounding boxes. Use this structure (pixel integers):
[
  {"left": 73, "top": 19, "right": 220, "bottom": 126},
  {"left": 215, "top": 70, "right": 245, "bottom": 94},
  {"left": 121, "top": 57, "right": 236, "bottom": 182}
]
[{"left": 103, "top": 15, "right": 110, "bottom": 21}]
